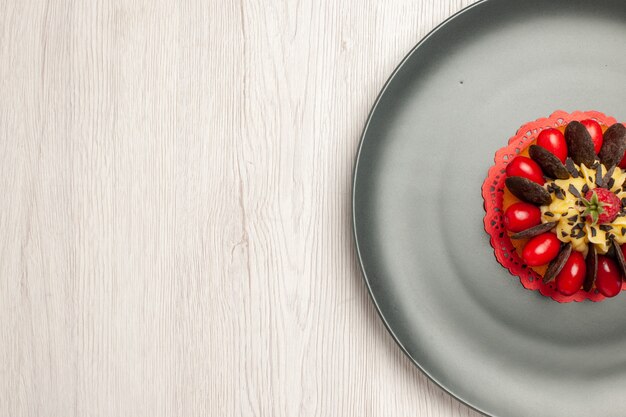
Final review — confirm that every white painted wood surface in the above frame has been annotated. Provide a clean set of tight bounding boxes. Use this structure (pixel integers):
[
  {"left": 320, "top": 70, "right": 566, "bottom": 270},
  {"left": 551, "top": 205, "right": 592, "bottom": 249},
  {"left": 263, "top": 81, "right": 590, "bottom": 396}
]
[{"left": 0, "top": 1, "right": 483, "bottom": 416}]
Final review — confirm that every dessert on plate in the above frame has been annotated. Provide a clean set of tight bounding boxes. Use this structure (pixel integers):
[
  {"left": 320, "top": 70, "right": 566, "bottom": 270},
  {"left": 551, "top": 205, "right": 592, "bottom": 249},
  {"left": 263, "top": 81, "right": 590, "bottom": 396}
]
[{"left": 483, "top": 111, "right": 626, "bottom": 302}]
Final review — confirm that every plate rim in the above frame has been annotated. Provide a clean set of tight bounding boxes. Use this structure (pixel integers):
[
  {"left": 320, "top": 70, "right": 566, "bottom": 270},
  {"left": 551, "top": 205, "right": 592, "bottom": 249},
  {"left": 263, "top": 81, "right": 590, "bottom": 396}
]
[{"left": 351, "top": 1, "right": 492, "bottom": 416}]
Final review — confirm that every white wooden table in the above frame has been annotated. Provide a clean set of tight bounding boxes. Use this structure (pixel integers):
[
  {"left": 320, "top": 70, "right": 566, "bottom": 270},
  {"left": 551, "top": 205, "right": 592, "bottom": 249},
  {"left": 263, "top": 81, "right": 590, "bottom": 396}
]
[{"left": 1, "top": 1, "right": 483, "bottom": 416}]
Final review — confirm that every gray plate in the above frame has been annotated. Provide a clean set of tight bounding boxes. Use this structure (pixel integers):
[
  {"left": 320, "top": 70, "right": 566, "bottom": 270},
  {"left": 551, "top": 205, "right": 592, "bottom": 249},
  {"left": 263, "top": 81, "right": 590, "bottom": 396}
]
[{"left": 352, "top": 1, "right": 626, "bottom": 416}]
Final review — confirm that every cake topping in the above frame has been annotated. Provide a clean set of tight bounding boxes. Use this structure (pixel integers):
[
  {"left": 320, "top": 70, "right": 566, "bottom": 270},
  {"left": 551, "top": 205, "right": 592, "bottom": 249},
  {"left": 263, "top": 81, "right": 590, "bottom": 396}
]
[
  {"left": 598, "top": 123, "right": 626, "bottom": 167},
  {"left": 583, "top": 244, "right": 597, "bottom": 292},
  {"left": 505, "top": 176, "right": 551, "bottom": 205},
  {"left": 565, "top": 121, "right": 596, "bottom": 167},
  {"left": 543, "top": 243, "right": 572, "bottom": 283},
  {"left": 486, "top": 112, "right": 626, "bottom": 300},
  {"left": 510, "top": 221, "right": 558, "bottom": 239},
  {"left": 528, "top": 145, "right": 569, "bottom": 179},
  {"left": 613, "top": 240, "right": 626, "bottom": 278}
]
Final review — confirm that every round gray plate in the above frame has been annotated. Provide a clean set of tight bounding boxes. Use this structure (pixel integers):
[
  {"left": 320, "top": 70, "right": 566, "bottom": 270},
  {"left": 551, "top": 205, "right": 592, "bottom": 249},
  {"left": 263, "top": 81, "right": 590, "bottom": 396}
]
[{"left": 353, "top": 1, "right": 626, "bottom": 416}]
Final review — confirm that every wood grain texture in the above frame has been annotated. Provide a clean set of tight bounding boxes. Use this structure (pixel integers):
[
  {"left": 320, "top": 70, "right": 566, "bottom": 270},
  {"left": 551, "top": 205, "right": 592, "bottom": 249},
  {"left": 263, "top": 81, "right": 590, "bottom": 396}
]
[{"left": 0, "top": 0, "right": 482, "bottom": 416}]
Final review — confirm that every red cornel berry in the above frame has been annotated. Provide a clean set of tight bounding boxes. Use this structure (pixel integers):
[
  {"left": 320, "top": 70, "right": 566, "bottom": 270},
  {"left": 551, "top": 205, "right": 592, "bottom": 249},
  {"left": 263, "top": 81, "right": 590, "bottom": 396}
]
[
  {"left": 522, "top": 233, "right": 561, "bottom": 266},
  {"left": 503, "top": 203, "right": 542, "bottom": 232},
  {"left": 596, "top": 256, "right": 623, "bottom": 298},
  {"left": 555, "top": 252, "right": 586, "bottom": 296},
  {"left": 581, "top": 119, "right": 604, "bottom": 154},
  {"left": 536, "top": 128, "right": 568, "bottom": 163},
  {"left": 505, "top": 156, "right": 545, "bottom": 185}
]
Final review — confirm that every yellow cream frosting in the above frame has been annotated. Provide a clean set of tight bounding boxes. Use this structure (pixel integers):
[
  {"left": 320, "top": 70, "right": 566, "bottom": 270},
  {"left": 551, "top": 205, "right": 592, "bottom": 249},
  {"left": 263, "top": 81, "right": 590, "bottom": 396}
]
[{"left": 541, "top": 162, "right": 626, "bottom": 255}]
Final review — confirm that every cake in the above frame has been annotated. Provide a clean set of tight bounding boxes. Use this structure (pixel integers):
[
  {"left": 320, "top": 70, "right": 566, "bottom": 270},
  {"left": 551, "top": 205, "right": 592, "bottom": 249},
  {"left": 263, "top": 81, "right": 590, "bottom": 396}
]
[{"left": 483, "top": 111, "right": 626, "bottom": 302}]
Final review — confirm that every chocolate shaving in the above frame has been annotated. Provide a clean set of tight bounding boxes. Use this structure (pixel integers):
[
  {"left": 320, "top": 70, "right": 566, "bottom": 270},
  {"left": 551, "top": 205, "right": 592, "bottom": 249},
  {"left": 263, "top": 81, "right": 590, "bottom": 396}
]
[
  {"left": 545, "top": 211, "right": 554, "bottom": 217},
  {"left": 603, "top": 165, "right": 616, "bottom": 187},
  {"left": 600, "top": 225, "right": 613, "bottom": 232},
  {"left": 543, "top": 244, "right": 573, "bottom": 284},
  {"left": 596, "top": 164, "right": 604, "bottom": 187},
  {"left": 568, "top": 184, "right": 581, "bottom": 199},
  {"left": 582, "top": 184, "right": 590, "bottom": 194},
  {"left": 567, "top": 214, "right": 578, "bottom": 221},
  {"left": 591, "top": 227, "right": 597, "bottom": 238},
  {"left": 584, "top": 245, "right": 597, "bottom": 292},
  {"left": 565, "top": 158, "right": 580, "bottom": 178},
  {"left": 608, "top": 178, "right": 616, "bottom": 189},
  {"left": 552, "top": 185, "right": 566, "bottom": 200},
  {"left": 510, "top": 221, "right": 558, "bottom": 239}
]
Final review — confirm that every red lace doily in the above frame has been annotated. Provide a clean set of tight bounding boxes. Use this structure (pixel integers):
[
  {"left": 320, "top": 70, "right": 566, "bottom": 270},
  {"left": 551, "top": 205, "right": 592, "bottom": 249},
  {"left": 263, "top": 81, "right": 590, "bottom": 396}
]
[{"left": 482, "top": 110, "right": 626, "bottom": 303}]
